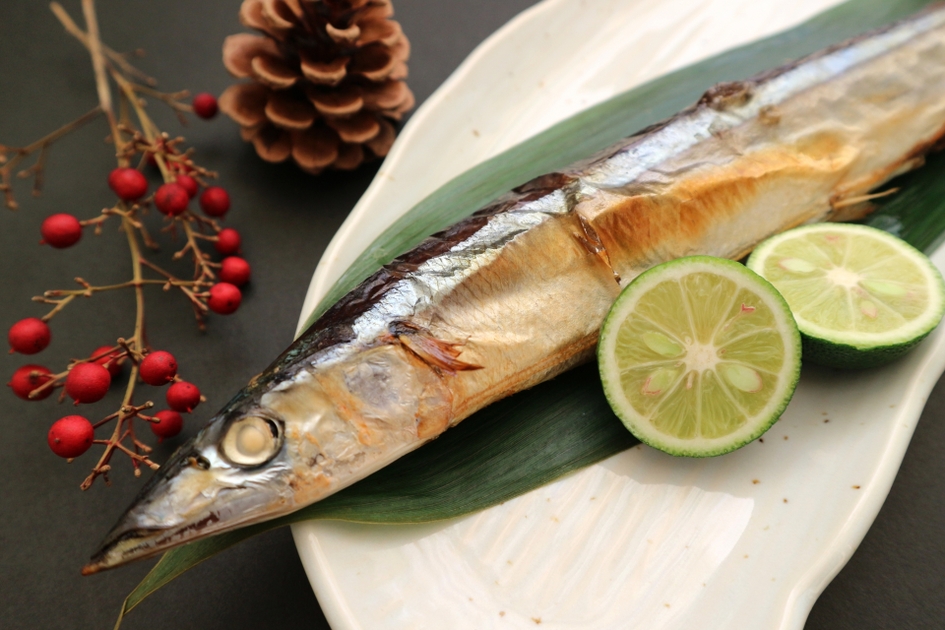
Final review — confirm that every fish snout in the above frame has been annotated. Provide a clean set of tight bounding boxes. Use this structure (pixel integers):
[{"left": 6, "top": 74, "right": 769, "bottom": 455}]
[{"left": 83, "top": 427, "right": 295, "bottom": 574}]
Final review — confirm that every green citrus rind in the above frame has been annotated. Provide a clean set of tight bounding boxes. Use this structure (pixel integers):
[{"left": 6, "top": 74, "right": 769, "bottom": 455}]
[
  {"left": 598, "top": 256, "right": 802, "bottom": 458},
  {"left": 747, "top": 223, "right": 945, "bottom": 370}
]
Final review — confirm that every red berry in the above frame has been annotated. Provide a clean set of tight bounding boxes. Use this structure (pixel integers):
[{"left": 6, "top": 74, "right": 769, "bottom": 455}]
[
  {"left": 48, "top": 415, "right": 94, "bottom": 458},
  {"left": 139, "top": 350, "right": 178, "bottom": 386},
  {"left": 208, "top": 282, "right": 242, "bottom": 315},
  {"left": 150, "top": 409, "right": 184, "bottom": 439},
  {"left": 219, "top": 256, "right": 251, "bottom": 287},
  {"left": 8, "top": 318, "right": 51, "bottom": 354},
  {"left": 199, "top": 186, "right": 230, "bottom": 217},
  {"left": 108, "top": 167, "right": 148, "bottom": 201},
  {"left": 40, "top": 214, "right": 83, "bottom": 249},
  {"left": 192, "top": 93, "right": 219, "bottom": 119},
  {"left": 215, "top": 228, "right": 241, "bottom": 255},
  {"left": 8, "top": 364, "right": 53, "bottom": 400},
  {"left": 91, "top": 346, "right": 124, "bottom": 377},
  {"left": 65, "top": 362, "right": 111, "bottom": 404},
  {"left": 175, "top": 174, "right": 199, "bottom": 199},
  {"left": 154, "top": 182, "right": 190, "bottom": 216},
  {"left": 167, "top": 381, "right": 201, "bottom": 412}
]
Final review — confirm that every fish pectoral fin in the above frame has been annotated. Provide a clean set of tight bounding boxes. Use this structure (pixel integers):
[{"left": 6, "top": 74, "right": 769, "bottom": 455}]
[
  {"left": 397, "top": 332, "right": 483, "bottom": 373},
  {"left": 575, "top": 212, "right": 621, "bottom": 284}
]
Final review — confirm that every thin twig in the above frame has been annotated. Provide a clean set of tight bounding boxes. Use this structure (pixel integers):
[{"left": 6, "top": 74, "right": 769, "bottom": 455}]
[
  {"left": 81, "top": 0, "right": 123, "bottom": 160},
  {"left": 0, "top": 107, "right": 102, "bottom": 209},
  {"left": 49, "top": 2, "right": 156, "bottom": 87}
]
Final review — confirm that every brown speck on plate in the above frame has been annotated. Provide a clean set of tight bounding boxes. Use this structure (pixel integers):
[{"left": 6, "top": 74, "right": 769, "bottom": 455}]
[
  {"left": 664, "top": 603, "right": 671, "bottom": 608},
  {"left": 499, "top": 611, "right": 505, "bottom": 617},
  {"left": 532, "top": 617, "right": 542, "bottom": 624},
  {"left": 783, "top": 498, "right": 789, "bottom": 503},
  {"left": 752, "top": 479, "right": 760, "bottom": 484},
  {"left": 824, "top": 418, "right": 830, "bottom": 423},
  {"left": 852, "top": 485, "right": 861, "bottom": 489},
  {"left": 783, "top": 435, "right": 789, "bottom": 440},
  {"left": 472, "top": 129, "right": 480, "bottom": 137}
]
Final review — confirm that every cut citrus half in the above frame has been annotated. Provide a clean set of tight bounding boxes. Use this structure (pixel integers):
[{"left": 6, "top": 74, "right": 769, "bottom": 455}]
[
  {"left": 598, "top": 256, "right": 801, "bottom": 457},
  {"left": 747, "top": 223, "right": 945, "bottom": 369}
]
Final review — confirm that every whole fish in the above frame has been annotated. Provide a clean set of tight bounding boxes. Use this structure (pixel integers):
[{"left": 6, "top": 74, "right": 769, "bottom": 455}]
[{"left": 85, "top": 5, "right": 945, "bottom": 573}]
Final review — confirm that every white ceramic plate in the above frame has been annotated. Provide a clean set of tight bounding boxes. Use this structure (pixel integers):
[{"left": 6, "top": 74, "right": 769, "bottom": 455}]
[{"left": 292, "top": 1, "right": 945, "bottom": 628}]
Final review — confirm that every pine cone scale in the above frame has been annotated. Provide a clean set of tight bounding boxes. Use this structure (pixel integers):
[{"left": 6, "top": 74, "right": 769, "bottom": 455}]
[
  {"left": 325, "top": 111, "right": 380, "bottom": 143},
  {"left": 251, "top": 126, "right": 292, "bottom": 162},
  {"left": 326, "top": 22, "right": 361, "bottom": 43},
  {"left": 250, "top": 55, "right": 301, "bottom": 88},
  {"left": 334, "top": 143, "right": 365, "bottom": 170},
  {"left": 266, "top": 91, "right": 317, "bottom": 129},
  {"left": 299, "top": 52, "right": 349, "bottom": 85},
  {"left": 349, "top": 44, "right": 396, "bottom": 81},
  {"left": 223, "top": 34, "right": 281, "bottom": 78},
  {"left": 361, "top": 79, "right": 406, "bottom": 111},
  {"left": 292, "top": 125, "right": 341, "bottom": 170},
  {"left": 261, "top": 0, "right": 297, "bottom": 30},
  {"left": 364, "top": 118, "right": 395, "bottom": 156},
  {"left": 307, "top": 84, "right": 363, "bottom": 116},
  {"left": 240, "top": 2, "right": 278, "bottom": 37},
  {"left": 219, "top": 83, "right": 271, "bottom": 127},
  {"left": 357, "top": 19, "right": 401, "bottom": 47}
]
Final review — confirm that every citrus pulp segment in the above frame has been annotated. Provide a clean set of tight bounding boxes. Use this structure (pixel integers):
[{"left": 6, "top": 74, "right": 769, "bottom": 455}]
[
  {"left": 598, "top": 256, "right": 801, "bottom": 457},
  {"left": 747, "top": 224, "right": 945, "bottom": 369}
]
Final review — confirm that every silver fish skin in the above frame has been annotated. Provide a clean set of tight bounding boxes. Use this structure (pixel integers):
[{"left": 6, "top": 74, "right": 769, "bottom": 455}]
[{"left": 85, "top": 6, "right": 945, "bottom": 573}]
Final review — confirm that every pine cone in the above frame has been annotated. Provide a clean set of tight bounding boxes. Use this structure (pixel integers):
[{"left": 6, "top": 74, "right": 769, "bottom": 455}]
[{"left": 220, "top": 0, "right": 414, "bottom": 174}]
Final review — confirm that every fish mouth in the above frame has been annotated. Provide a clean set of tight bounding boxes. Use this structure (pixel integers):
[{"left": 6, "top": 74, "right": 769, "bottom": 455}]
[
  {"left": 83, "top": 527, "right": 187, "bottom": 575},
  {"left": 82, "top": 483, "right": 289, "bottom": 574},
  {"left": 81, "top": 509, "right": 232, "bottom": 575}
]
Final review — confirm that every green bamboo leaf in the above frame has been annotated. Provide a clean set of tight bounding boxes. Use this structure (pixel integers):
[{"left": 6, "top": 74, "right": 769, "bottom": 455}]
[{"left": 119, "top": 0, "right": 944, "bottom": 622}]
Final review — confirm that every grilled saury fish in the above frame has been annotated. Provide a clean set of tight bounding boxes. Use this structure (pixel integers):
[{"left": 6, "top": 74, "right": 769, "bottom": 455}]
[{"left": 85, "top": 6, "right": 945, "bottom": 572}]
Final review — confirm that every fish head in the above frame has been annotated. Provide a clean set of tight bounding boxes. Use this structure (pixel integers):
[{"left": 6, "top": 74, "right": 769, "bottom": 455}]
[{"left": 83, "top": 367, "right": 350, "bottom": 574}]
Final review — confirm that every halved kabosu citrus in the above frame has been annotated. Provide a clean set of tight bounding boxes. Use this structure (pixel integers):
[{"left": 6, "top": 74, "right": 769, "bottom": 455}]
[
  {"left": 747, "top": 224, "right": 945, "bottom": 369},
  {"left": 598, "top": 256, "right": 801, "bottom": 457}
]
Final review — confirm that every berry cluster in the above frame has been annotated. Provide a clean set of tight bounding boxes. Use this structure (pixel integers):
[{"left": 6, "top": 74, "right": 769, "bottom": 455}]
[
  {"left": 16, "top": 345, "right": 199, "bottom": 459},
  {"left": 2, "top": 3, "right": 253, "bottom": 489}
]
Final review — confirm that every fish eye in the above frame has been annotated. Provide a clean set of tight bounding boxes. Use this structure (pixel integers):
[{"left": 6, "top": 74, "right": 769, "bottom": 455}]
[{"left": 220, "top": 415, "right": 283, "bottom": 467}]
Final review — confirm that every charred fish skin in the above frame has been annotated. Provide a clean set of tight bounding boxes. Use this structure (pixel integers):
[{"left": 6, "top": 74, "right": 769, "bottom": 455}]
[{"left": 86, "top": 6, "right": 945, "bottom": 573}]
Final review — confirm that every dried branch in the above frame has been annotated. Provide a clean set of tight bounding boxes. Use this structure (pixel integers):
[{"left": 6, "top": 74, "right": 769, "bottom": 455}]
[{"left": 5, "top": 0, "right": 243, "bottom": 490}]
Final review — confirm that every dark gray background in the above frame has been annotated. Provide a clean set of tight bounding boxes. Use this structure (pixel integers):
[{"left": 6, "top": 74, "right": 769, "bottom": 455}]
[{"left": 1, "top": 1, "right": 942, "bottom": 629}]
